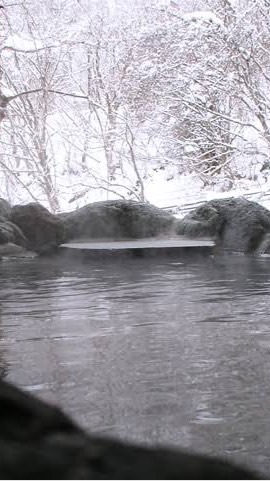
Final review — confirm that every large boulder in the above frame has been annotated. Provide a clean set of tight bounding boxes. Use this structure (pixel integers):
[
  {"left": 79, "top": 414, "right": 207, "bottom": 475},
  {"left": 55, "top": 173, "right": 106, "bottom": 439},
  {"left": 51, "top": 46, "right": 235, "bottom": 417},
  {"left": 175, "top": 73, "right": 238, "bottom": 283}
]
[
  {"left": 176, "top": 197, "right": 270, "bottom": 253},
  {"left": 0, "top": 379, "right": 258, "bottom": 479},
  {"left": 60, "top": 200, "right": 175, "bottom": 241},
  {"left": 0, "top": 219, "right": 27, "bottom": 247},
  {"left": 10, "top": 203, "right": 65, "bottom": 254},
  {"left": 0, "top": 200, "right": 25, "bottom": 248},
  {"left": 255, "top": 233, "right": 270, "bottom": 254},
  {"left": 0, "top": 198, "right": 12, "bottom": 219}
]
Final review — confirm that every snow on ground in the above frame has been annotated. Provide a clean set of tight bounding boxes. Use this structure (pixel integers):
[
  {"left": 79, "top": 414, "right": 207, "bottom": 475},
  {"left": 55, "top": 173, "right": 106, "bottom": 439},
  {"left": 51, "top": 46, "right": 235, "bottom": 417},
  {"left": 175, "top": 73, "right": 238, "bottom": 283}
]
[
  {"left": 2, "top": 160, "right": 270, "bottom": 215},
  {"left": 3, "top": 34, "right": 43, "bottom": 51},
  {"left": 49, "top": 167, "right": 270, "bottom": 215},
  {"left": 144, "top": 170, "right": 270, "bottom": 217},
  {"left": 1, "top": 106, "right": 270, "bottom": 215},
  {"left": 182, "top": 11, "right": 224, "bottom": 28}
]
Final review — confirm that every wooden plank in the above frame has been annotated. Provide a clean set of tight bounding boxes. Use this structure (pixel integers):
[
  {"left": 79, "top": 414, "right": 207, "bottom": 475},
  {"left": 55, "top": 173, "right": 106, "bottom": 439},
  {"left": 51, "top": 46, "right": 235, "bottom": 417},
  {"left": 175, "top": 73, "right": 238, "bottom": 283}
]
[
  {"left": 59, "top": 237, "right": 215, "bottom": 258},
  {"left": 60, "top": 238, "right": 214, "bottom": 250}
]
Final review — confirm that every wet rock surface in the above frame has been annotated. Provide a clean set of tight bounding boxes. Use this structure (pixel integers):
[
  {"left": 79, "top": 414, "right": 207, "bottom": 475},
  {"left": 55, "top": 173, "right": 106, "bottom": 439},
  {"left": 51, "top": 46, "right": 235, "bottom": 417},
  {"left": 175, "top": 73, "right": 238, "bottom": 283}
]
[
  {"left": 0, "top": 200, "right": 176, "bottom": 255},
  {"left": 2, "top": 197, "right": 270, "bottom": 255},
  {"left": 10, "top": 203, "right": 65, "bottom": 254},
  {"left": 176, "top": 197, "right": 270, "bottom": 253},
  {"left": 0, "top": 219, "right": 27, "bottom": 247},
  {"left": 60, "top": 200, "right": 175, "bottom": 241},
  {"left": 0, "top": 198, "right": 12, "bottom": 219},
  {"left": 0, "top": 198, "right": 27, "bottom": 247},
  {"left": 0, "top": 380, "right": 258, "bottom": 479}
]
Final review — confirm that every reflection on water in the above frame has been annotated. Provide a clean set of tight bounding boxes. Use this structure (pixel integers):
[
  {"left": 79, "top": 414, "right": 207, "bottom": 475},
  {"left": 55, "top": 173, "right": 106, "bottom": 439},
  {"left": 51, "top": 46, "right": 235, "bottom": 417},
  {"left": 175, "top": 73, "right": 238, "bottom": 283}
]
[{"left": 1, "top": 254, "right": 270, "bottom": 475}]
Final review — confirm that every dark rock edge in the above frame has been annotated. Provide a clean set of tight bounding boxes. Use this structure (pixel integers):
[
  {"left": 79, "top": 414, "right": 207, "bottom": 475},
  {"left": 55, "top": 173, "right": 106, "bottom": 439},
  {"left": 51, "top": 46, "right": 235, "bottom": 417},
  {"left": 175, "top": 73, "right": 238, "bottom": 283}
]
[
  {"left": 1, "top": 197, "right": 270, "bottom": 256},
  {"left": 0, "top": 379, "right": 259, "bottom": 479}
]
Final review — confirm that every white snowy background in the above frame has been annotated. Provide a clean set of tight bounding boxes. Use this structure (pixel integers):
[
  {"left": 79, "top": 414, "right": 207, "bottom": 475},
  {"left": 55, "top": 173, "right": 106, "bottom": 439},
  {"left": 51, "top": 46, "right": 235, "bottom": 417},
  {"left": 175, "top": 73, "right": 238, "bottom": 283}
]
[{"left": 0, "top": 0, "right": 270, "bottom": 215}]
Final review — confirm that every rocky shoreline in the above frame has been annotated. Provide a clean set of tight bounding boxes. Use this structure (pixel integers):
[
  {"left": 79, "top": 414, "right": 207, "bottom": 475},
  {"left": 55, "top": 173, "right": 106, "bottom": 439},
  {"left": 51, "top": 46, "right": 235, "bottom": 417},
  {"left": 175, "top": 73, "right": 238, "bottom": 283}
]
[
  {"left": 1, "top": 196, "right": 270, "bottom": 258},
  {"left": 0, "top": 379, "right": 258, "bottom": 479}
]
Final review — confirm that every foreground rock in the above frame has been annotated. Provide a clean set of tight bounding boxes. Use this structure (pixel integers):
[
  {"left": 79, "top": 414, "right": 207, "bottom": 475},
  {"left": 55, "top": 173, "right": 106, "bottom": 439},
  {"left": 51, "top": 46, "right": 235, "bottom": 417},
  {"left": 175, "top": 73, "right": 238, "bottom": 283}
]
[
  {"left": 176, "top": 197, "right": 270, "bottom": 253},
  {"left": 0, "top": 379, "right": 258, "bottom": 479},
  {"left": 10, "top": 203, "right": 65, "bottom": 254},
  {"left": 61, "top": 200, "right": 175, "bottom": 241}
]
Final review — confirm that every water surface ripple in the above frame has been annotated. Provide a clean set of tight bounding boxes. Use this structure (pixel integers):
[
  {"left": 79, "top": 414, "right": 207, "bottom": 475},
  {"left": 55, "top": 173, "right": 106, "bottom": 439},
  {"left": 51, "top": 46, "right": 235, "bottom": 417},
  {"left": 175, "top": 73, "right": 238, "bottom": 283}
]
[{"left": 1, "top": 254, "right": 270, "bottom": 475}]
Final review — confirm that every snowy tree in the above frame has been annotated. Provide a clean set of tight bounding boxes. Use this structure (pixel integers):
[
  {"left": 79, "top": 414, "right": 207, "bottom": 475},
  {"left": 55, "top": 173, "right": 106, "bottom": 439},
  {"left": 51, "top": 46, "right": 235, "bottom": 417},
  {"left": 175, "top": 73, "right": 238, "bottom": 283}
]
[
  {"left": 122, "top": 7, "right": 240, "bottom": 184},
  {"left": 122, "top": 0, "right": 270, "bottom": 188},
  {"left": 1, "top": 0, "right": 270, "bottom": 208}
]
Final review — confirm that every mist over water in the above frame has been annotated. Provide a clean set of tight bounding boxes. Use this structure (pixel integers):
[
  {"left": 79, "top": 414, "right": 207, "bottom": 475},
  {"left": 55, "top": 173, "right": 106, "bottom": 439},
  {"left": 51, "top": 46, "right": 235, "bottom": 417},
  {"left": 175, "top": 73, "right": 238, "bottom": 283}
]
[{"left": 1, "top": 254, "right": 270, "bottom": 476}]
